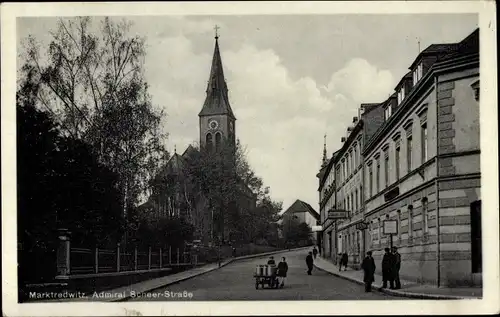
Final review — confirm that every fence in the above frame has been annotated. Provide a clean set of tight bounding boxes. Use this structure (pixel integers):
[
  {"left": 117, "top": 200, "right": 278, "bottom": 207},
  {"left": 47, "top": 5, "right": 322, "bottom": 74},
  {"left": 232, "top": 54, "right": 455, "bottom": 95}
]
[{"left": 68, "top": 244, "right": 198, "bottom": 276}]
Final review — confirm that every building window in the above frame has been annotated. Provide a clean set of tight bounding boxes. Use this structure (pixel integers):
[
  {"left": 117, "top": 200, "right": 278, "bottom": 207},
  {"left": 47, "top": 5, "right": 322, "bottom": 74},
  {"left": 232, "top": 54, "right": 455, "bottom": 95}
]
[
  {"left": 407, "top": 136, "right": 413, "bottom": 172},
  {"left": 351, "top": 150, "right": 356, "bottom": 173},
  {"left": 398, "top": 86, "right": 406, "bottom": 104},
  {"left": 354, "top": 189, "right": 358, "bottom": 212},
  {"left": 421, "top": 123, "right": 428, "bottom": 164},
  {"left": 360, "top": 185, "right": 363, "bottom": 205},
  {"left": 397, "top": 210, "right": 401, "bottom": 240},
  {"left": 384, "top": 151, "right": 389, "bottom": 188},
  {"left": 384, "top": 105, "right": 392, "bottom": 121},
  {"left": 353, "top": 147, "right": 357, "bottom": 168},
  {"left": 413, "top": 63, "right": 423, "bottom": 84},
  {"left": 368, "top": 165, "right": 373, "bottom": 197},
  {"left": 351, "top": 192, "right": 355, "bottom": 212},
  {"left": 343, "top": 161, "right": 346, "bottom": 181},
  {"left": 356, "top": 231, "right": 361, "bottom": 252},
  {"left": 215, "top": 132, "right": 222, "bottom": 151},
  {"left": 408, "top": 205, "right": 414, "bottom": 239},
  {"left": 376, "top": 158, "right": 380, "bottom": 193},
  {"left": 377, "top": 218, "right": 382, "bottom": 243},
  {"left": 395, "top": 146, "right": 401, "bottom": 180},
  {"left": 422, "top": 197, "right": 429, "bottom": 234},
  {"left": 206, "top": 133, "right": 213, "bottom": 151}
]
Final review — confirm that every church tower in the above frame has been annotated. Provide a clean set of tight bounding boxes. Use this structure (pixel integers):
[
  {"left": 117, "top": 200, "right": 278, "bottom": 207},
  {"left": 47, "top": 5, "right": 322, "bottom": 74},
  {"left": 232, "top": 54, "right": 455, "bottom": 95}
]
[{"left": 199, "top": 27, "right": 236, "bottom": 152}]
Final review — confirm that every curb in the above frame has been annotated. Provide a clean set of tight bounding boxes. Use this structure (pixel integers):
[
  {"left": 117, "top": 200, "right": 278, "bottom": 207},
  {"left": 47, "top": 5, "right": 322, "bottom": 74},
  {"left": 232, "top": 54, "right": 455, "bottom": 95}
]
[
  {"left": 313, "top": 263, "right": 479, "bottom": 300},
  {"left": 113, "top": 246, "right": 311, "bottom": 302}
]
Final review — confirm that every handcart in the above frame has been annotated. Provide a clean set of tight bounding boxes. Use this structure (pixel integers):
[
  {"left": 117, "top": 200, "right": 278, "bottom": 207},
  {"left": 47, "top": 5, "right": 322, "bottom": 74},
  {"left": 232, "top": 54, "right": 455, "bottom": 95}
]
[{"left": 254, "top": 264, "right": 279, "bottom": 289}]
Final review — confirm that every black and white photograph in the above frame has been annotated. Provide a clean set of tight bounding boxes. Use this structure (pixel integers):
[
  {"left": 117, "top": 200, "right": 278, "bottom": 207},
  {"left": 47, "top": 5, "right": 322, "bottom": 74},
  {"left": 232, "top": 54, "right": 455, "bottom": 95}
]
[{"left": 2, "top": 1, "right": 498, "bottom": 316}]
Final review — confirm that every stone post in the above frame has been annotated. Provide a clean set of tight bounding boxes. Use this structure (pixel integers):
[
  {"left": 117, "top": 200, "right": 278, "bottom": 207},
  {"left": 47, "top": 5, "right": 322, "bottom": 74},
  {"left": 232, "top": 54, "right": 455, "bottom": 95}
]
[
  {"left": 148, "top": 246, "right": 152, "bottom": 270},
  {"left": 116, "top": 243, "right": 121, "bottom": 272},
  {"left": 56, "top": 229, "right": 71, "bottom": 277},
  {"left": 134, "top": 247, "right": 138, "bottom": 271},
  {"left": 169, "top": 246, "right": 172, "bottom": 265},
  {"left": 177, "top": 248, "right": 180, "bottom": 264},
  {"left": 159, "top": 248, "right": 163, "bottom": 268},
  {"left": 95, "top": 247, "right": 99, "bottom": 274}
]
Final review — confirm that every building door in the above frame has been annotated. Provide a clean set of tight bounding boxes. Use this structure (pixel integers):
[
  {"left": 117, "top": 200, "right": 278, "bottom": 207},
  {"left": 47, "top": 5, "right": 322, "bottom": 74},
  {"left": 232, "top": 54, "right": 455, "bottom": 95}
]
[{"left": 470, "top": 200, "right": 482, "bottom": 273}]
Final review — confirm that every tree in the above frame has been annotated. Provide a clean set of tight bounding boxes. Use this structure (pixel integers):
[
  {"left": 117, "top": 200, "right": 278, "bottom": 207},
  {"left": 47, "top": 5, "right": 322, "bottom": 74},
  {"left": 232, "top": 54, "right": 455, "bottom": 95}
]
[
  {"left": 19, "top": 17, "right": 168, "bottom": 229},
  {"left": 283, "top": 218, "right": 312, "bottom": 247},
  {"left": 182, "top": 139, "right": 282, "bottom": 245},
  {"left": 17, "top": 78, "right": 124, "bottom": 285}
]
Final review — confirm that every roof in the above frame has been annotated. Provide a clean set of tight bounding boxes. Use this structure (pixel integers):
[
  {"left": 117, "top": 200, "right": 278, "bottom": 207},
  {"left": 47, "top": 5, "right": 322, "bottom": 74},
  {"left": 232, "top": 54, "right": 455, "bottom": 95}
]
[
  {"left": 409, "top": 43, "right": 460, "bottom": 69},
  {"left": 198, "top": 37, "right": 236, "bottom": 120},
  {"left": 438, "top": 28, "right": 479, "bottom": 62},
  {"left": 182, "top": 144, "right": 197, "bottom": 160},
  {"left": 283, "top": 199, "right": 320, "bottom": 220},
  {"left": 394, "top": 71, "right": 413, "bottom": 90}
]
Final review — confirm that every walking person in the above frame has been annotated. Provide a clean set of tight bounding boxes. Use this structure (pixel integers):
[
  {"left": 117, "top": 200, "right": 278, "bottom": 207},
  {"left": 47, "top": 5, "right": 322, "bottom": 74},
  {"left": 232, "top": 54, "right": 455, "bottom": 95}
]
[
  {"left": 381, "top": 248, "right": 395, "bottom": 289},
  {"left": 341, "top": 252, "right": 349, "bottom": 271},
  {"left": 361, "top": 251, "right": 376, "bottom": 292},
  {"left": 306, "top": 252, "right": 314, "bottom": 275},
  {"left": 312, "top": 247, "right": 318, "bottom": 259},
  {"left": 392, "top": 246, "right": 402, "bottom": 289},
  {"left": 277, "top": 257, "right": 288, "bottom": 288}
]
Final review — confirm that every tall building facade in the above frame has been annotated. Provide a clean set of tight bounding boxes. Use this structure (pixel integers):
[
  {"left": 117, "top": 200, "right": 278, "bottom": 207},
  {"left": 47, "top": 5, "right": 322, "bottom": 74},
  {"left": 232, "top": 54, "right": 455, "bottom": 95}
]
[
  {"left": 363, "top": 29, "right": 480, "bottom": 287},
  {"left": 317, "top": 28, "right": 480, "bottom": 287},
  {"left": 317, "top": 149, "right": 337, "bottom": 261},
  {"left": 333, "top": 103, "right": 386, "bottom": 268}
]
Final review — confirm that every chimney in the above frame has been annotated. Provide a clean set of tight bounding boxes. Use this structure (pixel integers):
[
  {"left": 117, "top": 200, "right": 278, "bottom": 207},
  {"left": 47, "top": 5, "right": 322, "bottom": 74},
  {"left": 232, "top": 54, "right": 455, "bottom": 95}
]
[
  {"left": 347, "top": 127, "right": 353, "bottom": 132},
  {"left": 341, "top": 137, "right": 346, "bottom": 143},
  {"left": 353, "top": 116, "right": 359, "bottom": 123}
]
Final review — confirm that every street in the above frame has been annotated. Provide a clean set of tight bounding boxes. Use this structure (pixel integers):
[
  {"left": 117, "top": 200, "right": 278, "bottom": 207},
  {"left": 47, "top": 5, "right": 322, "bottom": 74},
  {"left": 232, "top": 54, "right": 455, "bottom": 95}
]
[{"left": 127, "top": 249, "right": 400, "bottom": 301}]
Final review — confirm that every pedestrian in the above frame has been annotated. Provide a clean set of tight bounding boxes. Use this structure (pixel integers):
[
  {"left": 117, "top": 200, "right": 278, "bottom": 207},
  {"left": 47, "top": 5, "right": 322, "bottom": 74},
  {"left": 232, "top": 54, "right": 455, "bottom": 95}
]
[
  {"left": 381, "top": 247, "right": 395, "bottom": 289},
  {"left": 341, "top": 252, "right": 349, "bottom": 271},
  {"left": 277, "top": 257, "right": 288, "bottom": 288},
  {"left": 306, "top": 252, "right": 314, "bottom": 275},
  {"left": 392, "top": 246, "right": 402, "bottom": 289},
  {"left": 267, "top": 256, "right": 276, "bottom": 265},
  {"left": 312, "top": 247, "right": 318, "bottom": 259},
  {"left": 338, "top": 253, "right": 343, "bottom": 271},
  {"left": 361, "top": 251, "right": 376, "bottom": 292}
]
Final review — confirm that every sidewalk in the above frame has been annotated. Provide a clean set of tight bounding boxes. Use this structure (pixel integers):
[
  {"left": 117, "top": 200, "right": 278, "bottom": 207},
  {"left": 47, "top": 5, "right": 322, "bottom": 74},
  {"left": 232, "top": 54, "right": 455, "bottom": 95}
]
[
  {"left": 314, "top": 256, "right": 482, "bottom": 300},
  {"left": 44, "top": 246, "right": 309, "bottom": 302}
]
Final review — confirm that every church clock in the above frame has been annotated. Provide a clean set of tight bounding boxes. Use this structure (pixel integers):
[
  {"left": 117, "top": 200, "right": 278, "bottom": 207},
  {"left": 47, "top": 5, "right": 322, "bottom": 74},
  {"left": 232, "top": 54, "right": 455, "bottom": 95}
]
[{"left": 209, "top": 119, "right": 219, "bottom": 130}]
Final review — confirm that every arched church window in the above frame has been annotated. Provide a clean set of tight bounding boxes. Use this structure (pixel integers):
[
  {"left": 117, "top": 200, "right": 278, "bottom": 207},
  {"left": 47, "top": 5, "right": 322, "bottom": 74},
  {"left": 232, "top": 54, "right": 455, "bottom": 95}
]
[
  {"left": 206, "top": 133, "right": 213, "bottom": 151},
  {"left": 215, "top": 132, "right": 222, "bottom": 151}
]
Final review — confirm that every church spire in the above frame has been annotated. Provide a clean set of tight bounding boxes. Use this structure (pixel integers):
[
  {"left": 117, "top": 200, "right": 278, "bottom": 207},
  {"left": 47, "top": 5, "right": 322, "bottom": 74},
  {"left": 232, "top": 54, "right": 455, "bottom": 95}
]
[
  {"left": 198, "top": 26, "right": 236, "bottom": 119},
  {"left": 321, "top": 134, "right": 328, "bottom": 167}
]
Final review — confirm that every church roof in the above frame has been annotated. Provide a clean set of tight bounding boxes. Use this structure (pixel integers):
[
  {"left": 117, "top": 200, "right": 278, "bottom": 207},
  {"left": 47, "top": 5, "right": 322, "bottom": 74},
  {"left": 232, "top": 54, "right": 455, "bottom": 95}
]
[
  {"left": 198, "top": 37, "right": 236, "bottom": 120},
  {"left": 160, "top": 152, "right": 187, "bottom": 178},
  {"left": 182, "top": 144, "right": 197, "bottom": 160}
]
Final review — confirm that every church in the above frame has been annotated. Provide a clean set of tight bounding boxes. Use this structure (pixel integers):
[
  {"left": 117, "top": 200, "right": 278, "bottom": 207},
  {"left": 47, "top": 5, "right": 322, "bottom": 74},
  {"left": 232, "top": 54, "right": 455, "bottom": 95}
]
[{"left": 144, "top": 30, "right": 257, "bottom": 246}]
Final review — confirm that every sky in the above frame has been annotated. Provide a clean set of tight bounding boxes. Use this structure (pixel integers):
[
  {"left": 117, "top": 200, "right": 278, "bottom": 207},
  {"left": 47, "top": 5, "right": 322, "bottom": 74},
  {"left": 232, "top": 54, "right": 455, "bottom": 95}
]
[{"left": 17, "top": 14, "right": 478, "bottom": 213}]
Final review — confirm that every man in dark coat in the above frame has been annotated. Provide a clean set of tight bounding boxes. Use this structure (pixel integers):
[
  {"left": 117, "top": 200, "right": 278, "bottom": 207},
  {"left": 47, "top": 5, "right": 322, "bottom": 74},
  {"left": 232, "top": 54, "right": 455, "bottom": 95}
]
[
  {"left": 341, "top": 253, "right": 349, "bottom": 271},
  {"left": 361, "top": 251, "right": 376, "bottom": 292},
  {"left": 277, "top": 257, "right": 288, "bottom": 288},
  {"left": 306, "top": 252, "right": 314, "bottom": 275},
  {"left": 381, "top": 247, "right": 395, "bottom": 289},
  {"left": 392, "top": 246, "right": 402, "bottom": 289},
  {"left": 312, "top": 247, "right": 318, "bottom": 259}
]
